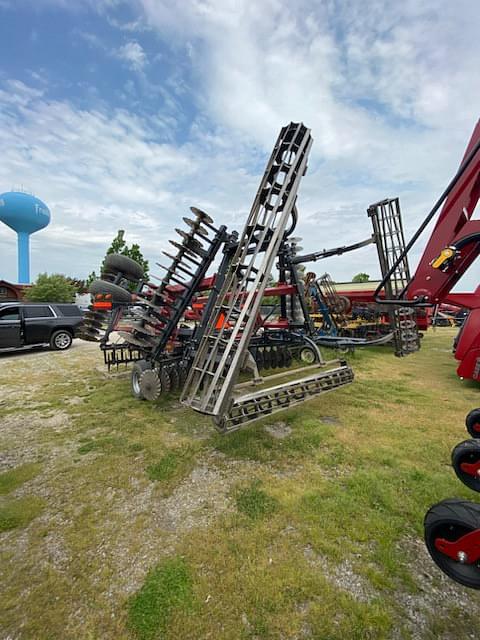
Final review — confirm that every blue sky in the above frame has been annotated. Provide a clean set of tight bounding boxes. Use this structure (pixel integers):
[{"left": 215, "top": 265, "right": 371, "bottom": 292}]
[{"left": 0, "top": 0, "right": 479, "bottom": 290}]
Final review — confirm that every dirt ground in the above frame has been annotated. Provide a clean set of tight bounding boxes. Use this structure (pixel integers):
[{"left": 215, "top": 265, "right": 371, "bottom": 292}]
[{"left": 1, "top": 334, "right": 480, "bottom": 639}]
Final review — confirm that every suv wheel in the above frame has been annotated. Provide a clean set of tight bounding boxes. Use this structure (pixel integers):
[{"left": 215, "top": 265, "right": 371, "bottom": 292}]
[{"left": 50, "top": 329, "right": 73, "bottom": 351}]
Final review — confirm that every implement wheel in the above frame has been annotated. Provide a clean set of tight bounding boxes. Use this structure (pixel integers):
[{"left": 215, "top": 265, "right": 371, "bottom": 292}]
[
  {"left": 300, "top": 346, "right": 316, "bottom": 364},
  {"left": 466, "top": 408, "right": 480, "bottom": 438},
  {"left": 131, "top": 360, "right": 150, "bottom": 399},
  {"left": 89, "top": 279, "right": 132, "bottom": 304},
  {"left": 424, "top": 499, "right": 480, "bottom": 589},
  {"left": 103, "top": 253, "right": 144, "bottom": 281},
  {"left": 452, "top": 440, "right": 480, "bottom": 492}
]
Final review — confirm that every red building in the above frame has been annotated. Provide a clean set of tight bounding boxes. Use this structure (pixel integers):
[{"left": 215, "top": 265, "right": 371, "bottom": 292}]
[{"left": 0, "top": 280, "right": 29, "bottom": 301}]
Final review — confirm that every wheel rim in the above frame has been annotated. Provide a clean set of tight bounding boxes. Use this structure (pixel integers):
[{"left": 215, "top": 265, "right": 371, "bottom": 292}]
[
  {"left": 300, "top": 348, "right": 315, "bottom": 364},
  {"left": 454, "top": 449, "right": 480, "bottom": 491},
  {"left": 132, "top": 370, "right": 141, "bottom": 395},
  {"left": 427, "top": 521, "right": 480, "bottom": 587},
  {"left": 55, "top": 333, "right": 70, "bottom": 348}
]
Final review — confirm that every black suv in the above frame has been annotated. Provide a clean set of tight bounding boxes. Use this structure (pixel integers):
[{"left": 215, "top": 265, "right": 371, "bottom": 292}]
[{"left": 0, "top": 303, "right": 84, "bottom": 352}]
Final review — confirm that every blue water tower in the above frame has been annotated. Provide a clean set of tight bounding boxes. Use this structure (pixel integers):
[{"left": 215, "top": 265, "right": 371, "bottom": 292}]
[{"left": 0, "top": 191, "right": 51, "bottom": 284}]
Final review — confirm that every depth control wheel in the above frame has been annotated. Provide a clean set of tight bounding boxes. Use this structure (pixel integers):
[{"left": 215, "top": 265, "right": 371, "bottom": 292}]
[
  {"left": 424, "top": 499, "right": 480, "bottom": 589},
  {"left": 131, "top": 360, "right": 150, "bottom": 399},
  {"left": 300, "top": 346, "right": 316, "bottom": 364},
  {"left": 452, "top": 440, "right": 480, "bottom": 492},
  {"left": 466, "top": 409, "right": 480, "bottom": 438}
]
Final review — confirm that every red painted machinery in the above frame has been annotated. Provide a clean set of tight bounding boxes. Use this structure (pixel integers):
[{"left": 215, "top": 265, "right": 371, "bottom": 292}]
[{"left": 373, "top": 120, "right": 480, "bottom": 380}]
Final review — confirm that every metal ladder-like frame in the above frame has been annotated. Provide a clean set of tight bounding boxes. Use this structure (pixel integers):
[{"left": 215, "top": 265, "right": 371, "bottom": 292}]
[
  {"left": 181, "top": 122, "right": 354, "bottom": 432},
  {"left": 317, "top": 274, "right": 349, "bottom": 329},
  {"left": 181, "top": 122, "right": 313, "bottom": 416},
  {"left": 368, "top": 198, "right": 420, "bottom": 356}
]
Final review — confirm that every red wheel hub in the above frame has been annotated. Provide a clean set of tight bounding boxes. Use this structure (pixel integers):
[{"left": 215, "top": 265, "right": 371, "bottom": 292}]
[
  {"left": 460, "top": 460, "right": 480, "bottom": 478},
  {"left": 435, "top": 528, "right": 480, "bottom": 563}
]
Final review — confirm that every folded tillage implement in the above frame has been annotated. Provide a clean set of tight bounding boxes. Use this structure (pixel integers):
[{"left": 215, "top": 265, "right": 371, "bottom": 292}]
[
  {"left": 80, "top": 122, "right": 355, "bottom": 432},
  {"left": 180, "top": 123, "right": 353, "bottom": 432}
]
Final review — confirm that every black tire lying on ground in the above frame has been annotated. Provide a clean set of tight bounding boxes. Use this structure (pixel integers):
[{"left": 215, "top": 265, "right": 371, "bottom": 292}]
[
  {"left": 103, "top": 253, "right": 144, "bottom": 281},
  {"left": 89, "top": 279, "right": 132, "bottom": 303}
]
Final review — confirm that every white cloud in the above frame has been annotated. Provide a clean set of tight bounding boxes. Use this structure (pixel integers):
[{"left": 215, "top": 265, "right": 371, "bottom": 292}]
[
  {"left": 135, "top": 0, "right": 480, "bottom": 288},
  {"left": 116, "top": 40, "right": 147, "bottom": 72},
  {"left": 1, "top": 0, "right": 480, "bottom": 294}
]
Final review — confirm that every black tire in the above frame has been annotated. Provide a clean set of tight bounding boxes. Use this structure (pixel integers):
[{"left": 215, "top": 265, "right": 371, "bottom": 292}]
[
  {"left": 424, "top": 499, "right": 480, "bottom": 589},
  {"left": 300, "top": 346, "right": 316, "bottom": 364},
  {"left": 103, "top": 253, "right": 144, "bottom": 281},
  {"left": 263, "top": 348, "right": 271, "bottom": 370},
  {"left": 270, "top": 347, "right": 278, "bottom": 368},
  {"left": 160, "top": 367, "right": 171, "bottom": 394},
  {"left": 177, "top": 362, "right": 189, "bottom": 386},
  {"left": 276, "top": 347, "right": 285, "bottom": 368},
  {"left": 89, "top": 279, "right": 132, "bottom": 304},
  {"left": 50, "top": 329, "right": 73, "bottom": 351},
  {"left": 466, "top": 409, "right": 480, "bottom": 438},
  {"left": 255, "top": 349, "right": 264, "bottom": 370},
  {"left": 169, "top": 364, "right": 180, "bottom": 391},
  {"left": 284, "top": 349, "right": 293, "bottom": 367},
  {"left": 131, "top": 360, "right": 150, "bottom": 399},
  {"left": 452, "top": 440, "right": 480, "bottom": 492}
]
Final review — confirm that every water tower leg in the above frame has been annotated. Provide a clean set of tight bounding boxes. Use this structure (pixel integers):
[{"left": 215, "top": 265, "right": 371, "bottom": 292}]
[{"left": 17, "top": 232, "right": 30, "bottom": 284}]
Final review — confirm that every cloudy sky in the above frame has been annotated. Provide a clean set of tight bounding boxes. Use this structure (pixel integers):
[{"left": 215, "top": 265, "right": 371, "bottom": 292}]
[{"left": 0, "top": 0, "right": 479, "bottom": 289}]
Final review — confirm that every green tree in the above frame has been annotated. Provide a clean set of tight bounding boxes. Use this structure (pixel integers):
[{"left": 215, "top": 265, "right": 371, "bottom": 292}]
[
  {"left": 101, "top": 230, "right": 149, "bottom": 280},
  {"left": 25, "top": 273, "right": 77, "bottom": 303},
  {"left": 352, "top": 272, "right": 370, "bottom": 283},
  {"left": 65, "top": 277, "right": 87, "bottom": 293},
  {"left": 85, "top": 271, "right": 98, "bottom": 289}
]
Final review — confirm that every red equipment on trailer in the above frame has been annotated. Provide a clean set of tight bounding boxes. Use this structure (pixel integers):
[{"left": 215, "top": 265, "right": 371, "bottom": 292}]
[{"left": 375, "top": 120, "right": 480, "bottom": 380}]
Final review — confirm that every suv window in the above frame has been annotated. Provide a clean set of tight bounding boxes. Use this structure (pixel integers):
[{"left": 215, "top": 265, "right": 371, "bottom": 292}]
[
  {"left": 0, "top": 307, "right": 20, "bottom": 321},
  {"left": 55, "top": 305, "right": 82, "bottom": 317},
  {"left": 23, "top": 306, "right": 54, "bottom": 318}
]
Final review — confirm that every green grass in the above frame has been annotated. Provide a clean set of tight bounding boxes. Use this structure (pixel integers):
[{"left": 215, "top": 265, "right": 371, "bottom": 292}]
[
  {"left": 128, "top": 557, "right": 194, "bottom": 640},
  {"left": 0, "top": 496, "right": 45, "bottom": 532},
  {"left": 2, "top": 331, "right": 480, "bottom": 639},
  {"left": 0, "top": 463, "right": 41, "bottom": 495},
  {"left": 146, "top": 447, "right": 195, "bottom": 483},
  {"left": 234, "top": 480, "right": 279, "bottom": 520}
]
